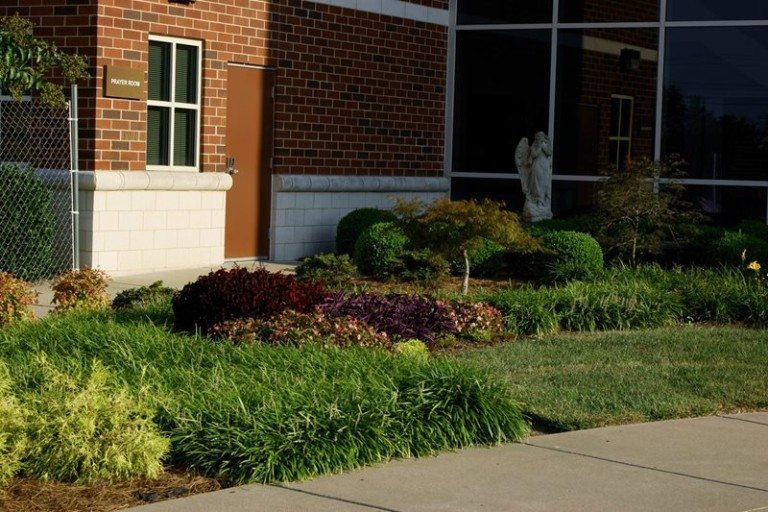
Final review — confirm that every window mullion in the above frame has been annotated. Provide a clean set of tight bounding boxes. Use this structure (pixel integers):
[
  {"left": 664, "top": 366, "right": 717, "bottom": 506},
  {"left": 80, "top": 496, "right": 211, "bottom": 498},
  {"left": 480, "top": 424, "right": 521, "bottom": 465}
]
[{"left": 168, "top": 41, "right": 177, "bottom": 167}]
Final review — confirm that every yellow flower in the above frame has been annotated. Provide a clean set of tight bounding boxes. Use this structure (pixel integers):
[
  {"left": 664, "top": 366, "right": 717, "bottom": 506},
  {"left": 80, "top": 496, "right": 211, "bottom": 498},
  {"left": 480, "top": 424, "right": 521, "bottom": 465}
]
[{"left": 747, "top": 261, "right": 761, "bottom": 273}]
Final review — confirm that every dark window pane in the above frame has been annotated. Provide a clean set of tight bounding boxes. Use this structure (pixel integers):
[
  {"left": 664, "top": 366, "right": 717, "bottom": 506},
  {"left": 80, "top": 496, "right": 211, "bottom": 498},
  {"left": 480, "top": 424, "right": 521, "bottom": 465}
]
[
  {"left": 173, "top": 109, "right": 196, "bottom": 167},
  {"left": 609, "top": 140, "right": 619, "bottom": 166},
  {"left": 175, "top": 44, "right": 198, "bottom": 104},
  {"left": 147, "top": 107, "right": 170, "bottom": 166},
  {"left": 620, "top": 99, "right": 633, "bottom": 137},
  {"left": 618, "top": 140, "right": 630, "bottom": 169},
  {"left": 560, "top": 0, "right": 659, "bottom": 22},
  {"left": 668, "top": 0, "right": 768, "bottom": 21},
  {"left": 458, "top": 0, "right": 552, "bottom": 25},
  {"left": 555, "top": 29, "right": 658, "bottom": 175},
  {"left": 662, "top": 27, "right": 768, "bottom": 181},
  {"left": 148, "top": 41, "right": 170, "bottom": 102},
  {"left": 452, "top": 30, "right": 551, "bottom": 173},
  {"left": 451, "top": 178, "right": 525, "bottom": 210},
  {"left": 552, "top": 181, "right": 595, "bottom": 216},
  {"left": 682, "top": 185, "right": 766, "bottom": 224}
]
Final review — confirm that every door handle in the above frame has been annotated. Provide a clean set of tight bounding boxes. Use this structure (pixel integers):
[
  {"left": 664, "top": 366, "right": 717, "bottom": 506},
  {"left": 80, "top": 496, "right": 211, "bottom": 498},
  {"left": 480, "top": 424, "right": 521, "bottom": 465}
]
[{"left": 226, "top": 156, "right": 239, "bottom": 175}]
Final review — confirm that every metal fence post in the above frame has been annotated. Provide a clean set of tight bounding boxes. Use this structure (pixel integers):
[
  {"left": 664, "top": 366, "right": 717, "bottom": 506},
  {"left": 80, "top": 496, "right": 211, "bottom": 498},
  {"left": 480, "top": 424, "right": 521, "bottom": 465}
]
[{"left": 69, "top": 84, "right": 80, "bottom": 270}]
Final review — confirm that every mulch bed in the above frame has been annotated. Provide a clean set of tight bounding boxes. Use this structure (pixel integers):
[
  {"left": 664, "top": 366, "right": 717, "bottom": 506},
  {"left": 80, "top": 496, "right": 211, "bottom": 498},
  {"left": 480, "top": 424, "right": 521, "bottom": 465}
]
[{"left": 0, "top": 470, "right": 224, "bottom": 512}]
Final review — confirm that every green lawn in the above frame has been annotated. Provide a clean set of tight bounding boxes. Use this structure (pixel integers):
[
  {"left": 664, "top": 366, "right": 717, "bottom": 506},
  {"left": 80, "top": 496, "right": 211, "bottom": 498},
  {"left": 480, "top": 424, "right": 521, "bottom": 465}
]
[{"left": 455, "top": 327, "right": 768, "bottom": 431}]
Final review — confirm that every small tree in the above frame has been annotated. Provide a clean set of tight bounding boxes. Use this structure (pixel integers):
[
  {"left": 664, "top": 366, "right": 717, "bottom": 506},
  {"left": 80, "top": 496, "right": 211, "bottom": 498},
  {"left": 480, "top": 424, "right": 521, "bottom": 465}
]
[
  {"left": 0, "top": 14, "right": 89, "bottom": 107},
  {"left": 594, "top": 157, "right": 704, "bottom": 266},
  {"left": 395, "top": 198, "right": 539, "bottom": 294}
]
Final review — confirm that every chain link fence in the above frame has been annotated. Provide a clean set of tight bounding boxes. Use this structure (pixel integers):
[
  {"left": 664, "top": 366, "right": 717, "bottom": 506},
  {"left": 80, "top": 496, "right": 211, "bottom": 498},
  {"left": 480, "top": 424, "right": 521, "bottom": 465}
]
[{"left": 0, "top": 96, "right": 74, "bottom": 281}]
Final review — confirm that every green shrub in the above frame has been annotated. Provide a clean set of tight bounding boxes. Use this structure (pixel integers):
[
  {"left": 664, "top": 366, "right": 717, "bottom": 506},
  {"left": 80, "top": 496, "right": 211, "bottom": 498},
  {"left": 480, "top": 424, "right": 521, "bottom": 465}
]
[
  {"left": 52, "top": 267, "right": 110, "bottom": 312},
  {"left": 450, "top": 238, "right": 505, "bottom": 278},
  {"left": 112, "top": 281, "right": 175, "bottom": 310},
  {"left": 22, "top": 359, "right": 169, "bottom": 483},
  {"left": 295, "top": 253, "right": 357, "bottom": 289},
  {"left": 0, "top": 164, "right": 55, "bottom": 280},
  {"left": 0, "top": 314, "right": 530, "bottom": 485},
  {"left": 400, "top": 249, "right": 450, "bottom": 285},
  {"left": 539, "top": 231, "right": 604, "bottom": 282},
  {"left": 529, "top": 214, "right": 598, "bottom": 235},
  {"left": 354, "top": 222, "right": 409, "bottom": 278},
  {"left": 0, "top": 272, "right": 37, "bottom": 327},
  {"left": 710, "top": 231, "right": 768, "bottom": 266},
  {"left": 0, "top": 363, "right": 26, "bottom": 486},
  {"left": 336, "top": 208, "right": 397, "bottom": 256},
  {"left": 735, "top": 219, "right": 768, "bottom": 241}
]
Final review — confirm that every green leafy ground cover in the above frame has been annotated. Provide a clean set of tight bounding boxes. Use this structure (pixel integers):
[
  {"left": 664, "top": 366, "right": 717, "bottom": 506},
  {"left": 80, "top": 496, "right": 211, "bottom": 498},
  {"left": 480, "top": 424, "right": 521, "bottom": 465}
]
[
  {"left": 456, "top": 326, "right": 768, "bottom": 431},
  {"left": 0, "top": 304, "right": 528, "bottom": 485}
]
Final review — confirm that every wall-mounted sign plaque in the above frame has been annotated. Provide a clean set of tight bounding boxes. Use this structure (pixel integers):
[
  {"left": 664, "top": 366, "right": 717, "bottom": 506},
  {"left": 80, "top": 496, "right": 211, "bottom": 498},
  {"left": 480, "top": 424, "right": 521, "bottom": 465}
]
[{"left": 104, "top": 66, "right": 145, "bottom": 100}]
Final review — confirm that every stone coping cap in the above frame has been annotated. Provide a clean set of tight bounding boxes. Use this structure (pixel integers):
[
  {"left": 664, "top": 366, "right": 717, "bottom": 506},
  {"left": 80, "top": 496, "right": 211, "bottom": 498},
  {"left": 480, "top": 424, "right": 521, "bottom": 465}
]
[
  {"left": 273, "top": 174, "right": 450, "bottom": 193},
  {"left": 78, "top": 171, "right": 233, "bottom": 192}
]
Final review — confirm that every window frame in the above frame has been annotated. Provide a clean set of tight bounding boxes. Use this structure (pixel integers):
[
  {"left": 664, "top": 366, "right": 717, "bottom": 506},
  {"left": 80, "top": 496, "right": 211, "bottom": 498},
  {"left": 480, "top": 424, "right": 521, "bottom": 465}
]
[
  {"left": 609, "top": 95, "right": 634, "bottom": 169},
  {"left": 146, "top": 35, "right": 202, "bottom": 172}
]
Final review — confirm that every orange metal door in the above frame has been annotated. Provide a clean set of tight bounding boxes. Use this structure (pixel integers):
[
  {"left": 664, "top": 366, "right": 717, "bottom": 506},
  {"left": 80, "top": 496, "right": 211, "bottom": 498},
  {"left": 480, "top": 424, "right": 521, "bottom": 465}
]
[{"left": 224, "top": 65, "right": 274, "bottom": 259}]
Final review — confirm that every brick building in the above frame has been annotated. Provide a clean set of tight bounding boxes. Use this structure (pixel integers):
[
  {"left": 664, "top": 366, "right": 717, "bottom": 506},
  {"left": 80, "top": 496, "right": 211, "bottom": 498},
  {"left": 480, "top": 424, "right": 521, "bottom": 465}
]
[
  {"left": 1, "top": 0, "right": 450, "bottom": 274},
  {"left": 4, "top": 0, "right": 768, "bottom": 274}
]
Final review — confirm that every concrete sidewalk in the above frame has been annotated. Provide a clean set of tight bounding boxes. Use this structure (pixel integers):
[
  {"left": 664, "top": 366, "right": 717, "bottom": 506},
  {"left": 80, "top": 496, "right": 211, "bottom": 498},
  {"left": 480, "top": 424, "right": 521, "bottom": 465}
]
[
  {"left": 130, "top": 413, "right": 768, "bottom": 512},
  {"left": 31, "top": 261, "right": 295, "bottom": 317}
]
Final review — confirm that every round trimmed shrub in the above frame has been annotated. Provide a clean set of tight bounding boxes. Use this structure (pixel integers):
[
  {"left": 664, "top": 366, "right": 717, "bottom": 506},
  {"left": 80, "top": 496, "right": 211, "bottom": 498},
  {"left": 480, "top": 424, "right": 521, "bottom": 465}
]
[
  {"left": 710, "top": 230, "right": 768, "bottom": 266},
  {"left": 539, "top": 230, "right": 604, "bottom": 282},
  {"left": 353, "top": 222, "right": 409, "bottom": 278},
  {"left": 336, "top": 208, "right": 397, "bottom": 256},
  {"left": 450, "top": 238, "right": 505, "bottom": 278},
  {"left": 0, "top": 164, "right": 55, "bottom": 280},
  {"left": 295, "top": 253, "right": 357, "bottom": 289}
]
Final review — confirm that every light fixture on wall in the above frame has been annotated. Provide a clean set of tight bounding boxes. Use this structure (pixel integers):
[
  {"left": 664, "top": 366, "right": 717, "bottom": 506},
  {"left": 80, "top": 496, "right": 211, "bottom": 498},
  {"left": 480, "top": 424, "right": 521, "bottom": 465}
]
[{"left": 620, "top": 48, "right": 641, "bottom": 72}]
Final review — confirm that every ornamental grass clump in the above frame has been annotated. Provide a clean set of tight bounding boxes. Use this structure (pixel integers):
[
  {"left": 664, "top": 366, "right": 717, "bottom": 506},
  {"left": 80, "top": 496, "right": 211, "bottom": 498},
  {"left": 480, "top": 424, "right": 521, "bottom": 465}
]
[
  {"left": 319, "top": 292, "right": 457, "bottom": 343},
  {"left": 173, "top": 267, "right": 329, "bottom": 335},
  {"left": 295, "top": 253, "right": 357, "bottom": 289},
  {"left": 0, "top": 363, "right": 26, "bottom": 486},
  {"left": 22, "top": 359, "right": 169, "bottom": 484},
  {"left": 112, "top": 281, "right": 175, "bottom": 311},
  {"left": 0, "top": 271, "right": 37, "bottom": 327},
  {"left": 51, "top": 267, "right": 109, "bottom": 312}
]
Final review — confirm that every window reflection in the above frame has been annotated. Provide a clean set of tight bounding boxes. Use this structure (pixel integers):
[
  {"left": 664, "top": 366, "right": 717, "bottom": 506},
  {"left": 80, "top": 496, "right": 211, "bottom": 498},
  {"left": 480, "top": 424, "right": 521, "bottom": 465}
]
[
  {"left": 555, "top": 29, "right": 658, "bottom": 176},
  {"left": 559, "top": 0, "right": 658, "bottom": 23},
  {"left": 452, "top": 30, "right": 551, "bottom": 173},
  {"left": 668, "top": 0, "right": 768, "bottom": 21},
  {"left": 457, "top": 0, "right": 552, "bottom": 25},
  {"left": 663, "top": 27, "right": 768, "bottom": 181},
  {"left": 682, "top": 185, "right": 766, "bottom": 223}
]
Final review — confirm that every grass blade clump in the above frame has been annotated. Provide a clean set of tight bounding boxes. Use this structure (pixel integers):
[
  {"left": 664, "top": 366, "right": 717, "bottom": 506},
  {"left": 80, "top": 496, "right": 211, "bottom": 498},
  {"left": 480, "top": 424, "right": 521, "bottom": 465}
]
[
  {"left": 22, "top": 358, "right": 169, "bottom": 483},
  {"left": 0, "top": 362, "right": 26, "bottom": 486}
]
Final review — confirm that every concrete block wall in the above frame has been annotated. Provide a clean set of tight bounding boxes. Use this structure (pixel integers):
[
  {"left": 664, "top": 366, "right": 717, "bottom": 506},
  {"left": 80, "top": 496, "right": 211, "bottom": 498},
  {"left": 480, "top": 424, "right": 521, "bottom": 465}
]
[
  {"left": 78, "top": 171, "right": 232, "bottom": 275},
  {"left": 271, "top": 175, "right": 450, "bottom": 261}
]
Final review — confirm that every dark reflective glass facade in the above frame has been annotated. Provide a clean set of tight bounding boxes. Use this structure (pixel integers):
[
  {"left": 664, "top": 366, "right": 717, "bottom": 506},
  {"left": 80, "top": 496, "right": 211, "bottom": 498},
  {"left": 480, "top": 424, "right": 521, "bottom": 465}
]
[
  {"left": 457, "top": 0, "right": 552, "bottom": 25},
  {"left": 560, "top": 0, "right": 658, "bottom": 23},
  {"left": 668, "top": 0, "right": 768, "bottom": 21}
]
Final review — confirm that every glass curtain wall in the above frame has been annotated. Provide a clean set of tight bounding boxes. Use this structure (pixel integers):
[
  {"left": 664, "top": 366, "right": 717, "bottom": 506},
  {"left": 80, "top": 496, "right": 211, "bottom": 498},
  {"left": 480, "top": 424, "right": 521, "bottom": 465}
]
[{"left": 450, "top": 0, "right": 768, "bottom": 222}]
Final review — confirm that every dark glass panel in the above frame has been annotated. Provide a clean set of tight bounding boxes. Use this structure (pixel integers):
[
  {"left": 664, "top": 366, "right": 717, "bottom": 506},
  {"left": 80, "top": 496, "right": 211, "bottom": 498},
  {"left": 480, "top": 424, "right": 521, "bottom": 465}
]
[
  {"left": 458, "top": 0, "right": 552, "bottom": 25},
  {"left": 173, "top": 109, "right": 196, "bottom": 167},
  {"left": 682, "top": 185, "right": 766, "bottom": 224},
  {"left": 551, "top": 181, "right": 596, "bottom": 216},
  {"left": 175, "top": 44, "right": 198, "bottom": 104},
  {"left": 452, "top": 30, "right": 551, "bottom": 173},
  {"left": 555, "top": 29, "right": 658, "bottom": 175},
  {"left": 450, "top": 178, "right": 526, "bottom": 210},
  {"left": 668, "top": 0, "right": 768, "bottom": 21},
  {"left": 148, "top": 41, "right": 170, "bottom": 102},
  {"left": 560, "top": 0, "right": 659, "bottom": 22},
  {"left": 662, "top": 27, "right": 768, "bottom": 181},
  {"left": 147, "top": 107, "right": 169, "bottom": 166}
]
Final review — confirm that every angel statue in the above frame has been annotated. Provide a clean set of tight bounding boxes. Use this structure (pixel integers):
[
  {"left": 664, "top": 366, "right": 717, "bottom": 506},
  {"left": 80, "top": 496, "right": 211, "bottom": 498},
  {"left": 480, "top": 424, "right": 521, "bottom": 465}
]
[{"left": 515, "top": 132, "right": 553, "bottom": 222}]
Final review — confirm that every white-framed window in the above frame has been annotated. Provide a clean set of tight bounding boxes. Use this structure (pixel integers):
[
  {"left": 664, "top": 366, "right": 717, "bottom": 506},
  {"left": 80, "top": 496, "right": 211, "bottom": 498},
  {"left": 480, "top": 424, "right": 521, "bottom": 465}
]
[
  {"left": 609, "top": 95, "right": 633, "bottom": 170},
  {"left": 147, "top": 35, "right": 202, "bottom": 171}
]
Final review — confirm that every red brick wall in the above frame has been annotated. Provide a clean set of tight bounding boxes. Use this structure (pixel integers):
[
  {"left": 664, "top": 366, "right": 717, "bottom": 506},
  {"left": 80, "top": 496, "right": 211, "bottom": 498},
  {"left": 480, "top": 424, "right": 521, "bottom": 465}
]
[{"left": 4, "top": 0, "right": 448, "bottom": 176}]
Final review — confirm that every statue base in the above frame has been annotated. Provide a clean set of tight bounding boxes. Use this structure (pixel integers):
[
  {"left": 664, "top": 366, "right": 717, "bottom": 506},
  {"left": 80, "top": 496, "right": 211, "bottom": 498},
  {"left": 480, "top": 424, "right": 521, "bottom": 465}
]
[{"left": 523, "top": 201, "right": 552, "bottom": 223}]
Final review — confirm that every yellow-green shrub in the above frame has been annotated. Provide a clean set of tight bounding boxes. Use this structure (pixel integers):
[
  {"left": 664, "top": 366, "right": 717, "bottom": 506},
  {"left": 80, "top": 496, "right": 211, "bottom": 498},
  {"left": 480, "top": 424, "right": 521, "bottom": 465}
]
[
  {"left": 0, "top": 363, "right": 26, "bottom": 486},
  {"left": 23, "top": 360, "right": 169, "bottom": 483}
]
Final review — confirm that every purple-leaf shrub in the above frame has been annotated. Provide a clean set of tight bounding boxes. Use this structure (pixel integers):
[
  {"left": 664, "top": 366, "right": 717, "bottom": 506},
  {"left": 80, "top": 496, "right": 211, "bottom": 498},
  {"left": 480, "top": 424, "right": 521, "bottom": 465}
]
[{"left": 318, "top": 292, "right": 457, "bottom": 343}]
